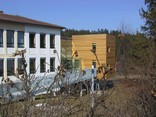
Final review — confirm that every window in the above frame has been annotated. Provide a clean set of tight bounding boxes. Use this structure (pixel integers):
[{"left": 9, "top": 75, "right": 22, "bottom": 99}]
[
  {"left": 29, "top": 33, "right": 35, "bottom": 48},
  {"left": 107, "top": 64, "right": 111, "bottom": 69},
  {"left": 66, "top": 59, "right": 72, "bottom": 70},
  {"left": 18, "top": 58, "right": 24, "bottom": 74},
  {"left": 7, "top": 59, "right": 14, "bottom": 76},
  {"left": 30, "top": 58, "right": 36, "bottom": 74},
  {"left": 50, "top": 35, "right": 55, "bottom": 48},
  {"left": 0, "top": 59, "right": 3, "bottom": 76},
  {"left": 50, "top": 58, "right": 55, "bottom": 72},
  {"left": 74, "top": 60, "right": 80, "bottom": 69},
  {"left": 40, "top": 58, "right": 46, "bottom": 73},
  {"left": 40, "top": 34, "right": 46, "bottom": 48},
  {"left": 92, "top": 60, "right": 96, "bottom": 68},
  {"left": 0, "top": 30, "right": 3, "bottom": 47},
  {"left": 92, "top": 43, "right": 96, "bottom": 53},
  {"left": 18, "top": 31, "right": 24, "bottom": 48},
  {"left": 7, "top": 30, "right": 14, "bottom": 47},
  {"left": 107, "top": 47, "right": 111, "bottom": 53}
]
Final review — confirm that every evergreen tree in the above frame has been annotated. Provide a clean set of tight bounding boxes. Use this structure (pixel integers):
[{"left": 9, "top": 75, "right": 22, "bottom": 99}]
[{"left": 140, "top": 0, "right": 156, "bottom": 39}]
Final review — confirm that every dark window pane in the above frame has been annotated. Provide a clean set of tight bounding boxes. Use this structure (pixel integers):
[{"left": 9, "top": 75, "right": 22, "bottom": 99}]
[
  {"left": 92, "top": 60, "right": 96, "bottom": 68},
  {"left": 107, "top": 46, "right": 111, "bottom": 53},
  {"left": 74, "top": 60, "right": 80, "bottom": 69},
  {"left": 0, "top": 59, "right": 3, "bottom": 76},
  {"left": 29, "top": 33, "right": 35, "bottom": 48},
  {"left": 50, "top": 35, "right": 55, "bottom": 48},
  {"left": 50, "top": 58, "right": 55, "bottom": 72},
  {"left": 18, "top": 58, "right": 24, "bottom": 74},
  {"left": 18, "top": 31, "right": 24, "bottom": 48},
  {"left": 7, "top": 30, "right": 14, "bottom": 47},
  {"left": 40, "top": 34, "right": 46, "bottom": 48},
  {"left": 40, "top": 58, "right": 46, "bottom": 72},
  {"left": 92, "top": 43, "right": 96, "bottom": 53},
  {"left": 7, "top": 59, "right": 14, "bottom": 76},
  {"left": 30, "top": 58, "right": 36, "bottom": 74},
  {"left": 66, "top": 59, "right": 72, "bottom": 70},
  {"left": 0, "top": 30, "right": 3, "bottom": 47}
]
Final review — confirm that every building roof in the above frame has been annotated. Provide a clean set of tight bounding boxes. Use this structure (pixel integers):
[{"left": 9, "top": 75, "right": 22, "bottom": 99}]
[{"left": 0, "top": 12, "right": 65, "bottom": 29}]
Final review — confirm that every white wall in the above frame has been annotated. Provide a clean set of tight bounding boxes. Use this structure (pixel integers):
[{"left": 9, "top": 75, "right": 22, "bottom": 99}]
[
  {"left": 0, "top": 23, "right": 61, "bottom": 83},
  {"left": 25, "top": 25, "right": 61, "bottom": 77}
]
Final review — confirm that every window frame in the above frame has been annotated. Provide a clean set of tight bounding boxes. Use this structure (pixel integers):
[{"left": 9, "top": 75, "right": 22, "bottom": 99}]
[
  {"left": 0, "top": 59, "right": 3, "bottom": 76},
  {"left": 40, "top": 58, "right": 46, "bottom": 73},
  {"left": 30, "top": 58, "right": 36, "bottom": 74},
  {"left": 29, "top": 33, "right": 36, "bottom": 48},
  {"left": 50, "top": 58, "right": 55, "bottom": 72},
  {"left": 7, "top": 58, "right": 15, "bottom": 76},
  {"left": 50, "top": 34, "right": 55, "bottom": 48},
  {"left": 7, "top": 30, "right": 14, "bottom": 48},
  {"left": 18, "top": 31, "right": 24, "bottom": 48},
  {"left": 0, "top": 29, "right": 3, "bottom": 47}
]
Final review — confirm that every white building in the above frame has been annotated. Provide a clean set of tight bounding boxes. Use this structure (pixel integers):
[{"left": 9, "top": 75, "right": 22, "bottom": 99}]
[{"left": 0, "top": 12, "right": 64, "bottom": 83}]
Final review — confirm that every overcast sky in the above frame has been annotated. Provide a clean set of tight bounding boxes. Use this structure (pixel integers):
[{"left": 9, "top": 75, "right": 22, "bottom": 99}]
[{"left": 0, "top": 0, "right": 146, "bottom": 32}]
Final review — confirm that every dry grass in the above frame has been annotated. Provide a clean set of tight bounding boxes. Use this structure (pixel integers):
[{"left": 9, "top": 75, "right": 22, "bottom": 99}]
[{"left": 0, "top": 76, "right": 155, "bottom": 117}]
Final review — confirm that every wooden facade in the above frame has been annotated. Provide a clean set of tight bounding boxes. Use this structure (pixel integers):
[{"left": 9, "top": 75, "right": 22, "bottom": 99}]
[{"left": 72, "top": 34, "right": 116, "bottom": 79}]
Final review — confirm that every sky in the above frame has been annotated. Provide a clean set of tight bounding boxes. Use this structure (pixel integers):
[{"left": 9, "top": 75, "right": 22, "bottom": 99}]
[{"left": 0, "top": 0, "right": 146, "bottom": 32}]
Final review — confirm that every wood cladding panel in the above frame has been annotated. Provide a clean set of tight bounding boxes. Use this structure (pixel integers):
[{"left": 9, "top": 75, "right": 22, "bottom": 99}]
[
  {"left": 106, "top": 35, "right": 116, "bottom": 78},
  {"left": 72, "top": 34, "right": 115, "bottom": 79}
]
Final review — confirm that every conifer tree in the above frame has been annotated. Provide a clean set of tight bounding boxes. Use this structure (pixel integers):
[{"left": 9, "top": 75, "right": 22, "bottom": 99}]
[{"left": 140, "top": 0, "right": 156, "bottom": 40}]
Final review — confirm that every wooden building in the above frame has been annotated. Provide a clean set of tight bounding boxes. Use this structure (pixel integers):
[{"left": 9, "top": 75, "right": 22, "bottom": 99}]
[{"left": 72, "top": 34, "right": 116, "bottom": 79}]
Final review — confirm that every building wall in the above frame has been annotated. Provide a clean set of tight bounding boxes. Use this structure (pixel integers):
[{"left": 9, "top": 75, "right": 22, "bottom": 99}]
[
  {"left": 72, "top": 34, "right": 115, "bottom": 79},
  {"left": 0, "top": 22, "right": 25, "bottom": 81},
  {"left": 0, "top": 22, "right": 61, "bottom": 82},
  {"left": 72, "top": 34, "right": 107, "bottom": 68},
  {"left": 106, "top": 35, "right": 116, "bottom": 78},
  {"left": 61, "top": 37, "right": 73, "bottom": 70},
  {"left": 61, "top": 37, "right": 72, "bottom": 59},
  {"left": 25, "top": 25, "right": 61, "bottom": 77}
]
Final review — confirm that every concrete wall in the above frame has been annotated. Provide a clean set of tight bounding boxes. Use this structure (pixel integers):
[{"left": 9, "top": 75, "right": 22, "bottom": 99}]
[{"left": 0, "top": 22, "right": 61, "bottom": 82}]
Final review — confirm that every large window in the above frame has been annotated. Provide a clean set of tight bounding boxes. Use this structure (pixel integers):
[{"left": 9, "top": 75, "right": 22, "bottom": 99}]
[
  {"left": 50, "top": 58, "right": 55, "bottom": 72},
  {"left": 18, "top": 58, "right": 24, "bottom": 74},
  {"left": 92, "top": 43, "right": 96, "bottom": 53},
  {"left": 74, "top": 60, "right": 80, "bottom": 69},
  {"left": 0, "top": 29, "right": 3, "bottom": 47},
  {"left": 50, "top": 35, "right": 55, "bottom": 48},
  {"left": 40, "top": 58, "right": 46, "bottom": 73},
  {"left": 0, "top": 59, "right": 3, "bottom": 76},
  {"left": 30, "top": 58, "right": 36, "bottom": 74},
  {"left": 7, "top": 59, "right": 14, "bottom": 76},
  {"left": 29, "top": 33, "right": 35, "bottom": 48},
  {"left": 7, "top": 30, "right": 14, "bottom": 47},
  {"left": 18, "top": 31, "right": 24, "bottom": 48},
  {"left": 40, "top": 34, "right": 46, "bottom": 48},
  {"left": 92, "top": 60, "right": 96, "bottom": 68}
]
